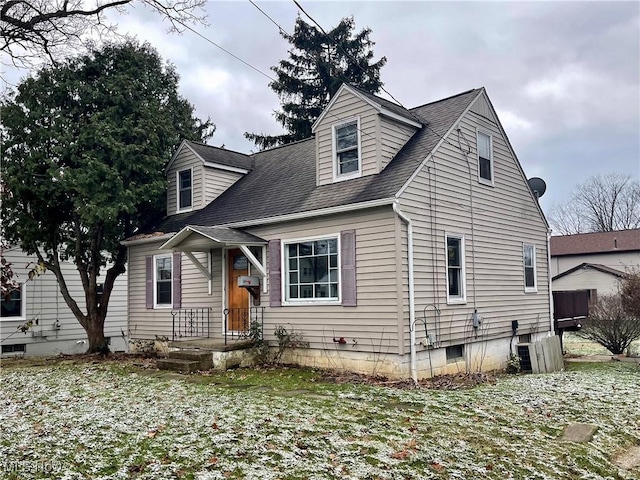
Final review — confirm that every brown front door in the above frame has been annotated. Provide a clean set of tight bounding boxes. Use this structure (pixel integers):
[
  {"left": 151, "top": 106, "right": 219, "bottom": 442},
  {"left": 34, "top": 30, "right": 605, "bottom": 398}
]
[{"left": 227, "top": 249, "right": 249, "bottom": 332}]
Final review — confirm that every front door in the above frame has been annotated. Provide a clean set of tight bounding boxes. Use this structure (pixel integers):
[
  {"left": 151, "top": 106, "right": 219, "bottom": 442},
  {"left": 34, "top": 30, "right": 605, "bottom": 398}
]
[{"left": 227, "top": 248, "right": 249, "bottom": 332}]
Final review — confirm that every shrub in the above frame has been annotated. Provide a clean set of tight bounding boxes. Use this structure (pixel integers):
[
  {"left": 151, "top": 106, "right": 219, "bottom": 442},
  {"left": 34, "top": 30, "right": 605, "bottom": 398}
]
[{"left": 577, "top": 294, "right": 640, "bottom": 355}]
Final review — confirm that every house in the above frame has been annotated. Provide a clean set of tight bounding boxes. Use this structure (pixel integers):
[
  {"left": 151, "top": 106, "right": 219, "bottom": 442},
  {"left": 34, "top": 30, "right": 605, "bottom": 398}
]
[
  {"left": 0, "top": 246, "right": 128, "bottom": 356},
  {"left": 122, "top": 84, "right": 552, "bottom": 379},
  {"left": 550, "top": 229, "right": 640, "bottom": 296}
]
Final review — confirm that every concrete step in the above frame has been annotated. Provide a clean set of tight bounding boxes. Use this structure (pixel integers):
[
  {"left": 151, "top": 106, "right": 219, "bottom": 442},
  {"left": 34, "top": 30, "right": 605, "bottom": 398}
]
[
  {"left": 167, "top": 349, "right": 213, "bottom": 370},
  {"left": 157, "top": 358, "right": 202, "bottom": 373}
]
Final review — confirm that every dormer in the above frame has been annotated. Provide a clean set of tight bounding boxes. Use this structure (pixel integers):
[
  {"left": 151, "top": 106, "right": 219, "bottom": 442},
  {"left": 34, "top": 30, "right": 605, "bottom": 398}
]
[
  {"left": 166, "top": 141, "right": 252, "bottom": 216},
  {"left": 311, "top": 84, "right": 422, "bottom": 187}
]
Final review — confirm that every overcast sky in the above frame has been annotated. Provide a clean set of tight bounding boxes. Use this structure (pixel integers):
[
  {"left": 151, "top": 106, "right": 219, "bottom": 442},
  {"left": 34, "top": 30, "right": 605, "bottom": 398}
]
[{"left": 5, "top": 1, "right": 640, "bottom": 212}]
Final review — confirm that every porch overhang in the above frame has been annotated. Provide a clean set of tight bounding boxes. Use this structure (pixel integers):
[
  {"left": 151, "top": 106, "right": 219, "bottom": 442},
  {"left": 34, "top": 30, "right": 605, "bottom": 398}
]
[
  {"left": 159, "top": 225, "right": 267, "bottom": 251},
  {"left": 159, "top": 225, "right": 268, "bottom": 294}
]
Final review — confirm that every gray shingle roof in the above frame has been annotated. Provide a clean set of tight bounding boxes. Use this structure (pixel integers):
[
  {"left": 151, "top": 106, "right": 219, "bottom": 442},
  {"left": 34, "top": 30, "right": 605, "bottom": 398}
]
[
  {"left": 149, "top": 88, "right": 481, "bottom": 233},
  {"left": 349, "top": 85, "right": 422, "bottom": 124},
  {"left": 186, "top": 141, "right": 254, "bottom": 171}
]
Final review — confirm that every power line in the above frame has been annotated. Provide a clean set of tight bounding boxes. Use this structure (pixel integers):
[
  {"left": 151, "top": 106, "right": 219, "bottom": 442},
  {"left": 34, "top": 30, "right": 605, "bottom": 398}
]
[
  {"left": 248, "top": 0, "right": 287, "bottom": 35},
  {"left": 172, "top": 18, "right": 275, "bottom": 83}
]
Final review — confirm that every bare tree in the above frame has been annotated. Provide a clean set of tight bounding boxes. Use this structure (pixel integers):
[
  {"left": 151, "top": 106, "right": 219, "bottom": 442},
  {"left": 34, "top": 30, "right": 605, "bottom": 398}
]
[
  {"left": 548, "top": 173, "right": 640, "bottom": 234},
  {"left": 577, "top": 293, "right": 640, "bottom": 355},
  {"left": 620, "top": 268, "right": 640, "bottom": 319},
  {"left": 1, "top": 0, "right": 206, "bottom": 69}
]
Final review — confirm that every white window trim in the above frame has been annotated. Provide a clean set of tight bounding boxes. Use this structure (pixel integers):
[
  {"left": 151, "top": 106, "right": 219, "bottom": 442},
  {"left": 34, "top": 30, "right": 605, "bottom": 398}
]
[
  {"left": 0, "top": 282, "right": 26, "bottom": 321},
  {"left": 176, "top": 167, "right": 194, "bottom": 214},
  {"left": 332, "top": 117, "right": 362, "bottom": 183},
  {"left": 153, "top": 254, "right": 173, "bottom": 309},
  {"left": 445, "top": 233, "right": 466, "bottom": 305},
  {"left": 523, "top": 244, "right": 538, "bottom": 293},
  {"left": 281, "top": 233, "right": 342, "bottom": 306},
  {"left": 476, "top": 129, "right": 494, "bottom": 187}
]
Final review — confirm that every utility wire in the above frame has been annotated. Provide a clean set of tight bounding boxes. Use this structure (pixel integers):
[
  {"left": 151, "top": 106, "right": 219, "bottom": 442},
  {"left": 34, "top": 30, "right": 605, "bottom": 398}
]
[
  {"left": 248, "top": 0, "right": 287, "bottom": 35},
  {"left": 172, "top": 17, "right": 276, "bottom": 83}
]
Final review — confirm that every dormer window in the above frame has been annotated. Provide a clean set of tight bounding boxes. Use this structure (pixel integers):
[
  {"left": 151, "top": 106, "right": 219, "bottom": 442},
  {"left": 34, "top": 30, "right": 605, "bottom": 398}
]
[
  {"left": 177, "top": 168, "right": 192, "bottom": 212},
  {"left": 333, "top": 118, "right": 361, "bottom": 181}
]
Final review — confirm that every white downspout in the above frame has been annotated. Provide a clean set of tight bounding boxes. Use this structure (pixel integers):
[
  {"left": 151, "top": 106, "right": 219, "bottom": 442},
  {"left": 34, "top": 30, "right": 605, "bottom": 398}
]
[
  {"left": 547, "top": 229, "right": 554, "bottom": 336},
  {"left": 393, "top": 202, "right": 417, "bottom": 383}
]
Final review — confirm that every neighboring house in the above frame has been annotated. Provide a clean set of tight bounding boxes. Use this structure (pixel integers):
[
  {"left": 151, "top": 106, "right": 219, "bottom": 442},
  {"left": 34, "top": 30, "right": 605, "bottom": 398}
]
[
  {"left": 550, "top": 229, "right": 640, "bottom": 296},
  {"left": 123, "top": 84, "right": 551, "bottom": 379},
  {"left": 0, "top": 246, "right": 128, "bottom": 356}
]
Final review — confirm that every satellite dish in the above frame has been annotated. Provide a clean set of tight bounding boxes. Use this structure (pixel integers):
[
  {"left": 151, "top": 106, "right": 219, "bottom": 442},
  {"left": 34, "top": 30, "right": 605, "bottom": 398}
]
[{"left": 528, "top": 177, "right": 547, "bottom": 199}]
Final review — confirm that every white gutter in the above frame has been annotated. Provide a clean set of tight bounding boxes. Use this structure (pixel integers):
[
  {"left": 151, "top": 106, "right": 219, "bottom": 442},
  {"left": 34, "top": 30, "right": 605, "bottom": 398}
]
[
  {"left": 547, "top": 229, "right": 554, "bottom": 335},
  {"left": 393, "top": 202, "right": 417, "bottom": 383},
  {"left": 120, "top": 233, "right": 174, "bottom": 247},
  {"left": 224, "top": 197, "right": 395, "bottom": 229}
]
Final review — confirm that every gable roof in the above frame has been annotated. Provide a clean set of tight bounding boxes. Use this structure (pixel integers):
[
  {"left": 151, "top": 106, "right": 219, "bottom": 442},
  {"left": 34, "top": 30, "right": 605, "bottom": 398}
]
[
  {"left": 147, "top": 87, "right": 482, "bottom": 234},
  {"left": 166, "top": 140, "right": 254, "bottom": 173},
  {"left": 552, "top": 262, "right": 628, "bottom": 281},
  {"left": 550, "top": 229, "right": 640, "bottom": 256},
  {"left": 311, "top": 83, "right": 423, "bottom": 131}
]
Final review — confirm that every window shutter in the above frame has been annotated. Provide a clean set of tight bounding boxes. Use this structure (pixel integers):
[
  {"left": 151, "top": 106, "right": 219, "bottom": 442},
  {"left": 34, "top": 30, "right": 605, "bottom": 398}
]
[
  {"left": 145, "top": 256, "right": 153, "bottom": 309},
  {"left": 269, "top": 239, "right": 281, "bottom": 307},
  {"left": 172, "top": 252, "right": 182, "bottom": 309},
  {"left": 341, "top": 229, "right": 357, "bottom": 307}
]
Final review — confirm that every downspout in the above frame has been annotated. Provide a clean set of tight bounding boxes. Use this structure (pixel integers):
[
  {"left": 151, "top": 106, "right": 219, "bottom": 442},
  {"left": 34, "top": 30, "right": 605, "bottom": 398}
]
[
  {"left": 393, "top": 202, "right": 417, "bottom": 383},
  {"left": 547, "top": 228, "right": 554, "bottom": 336}
]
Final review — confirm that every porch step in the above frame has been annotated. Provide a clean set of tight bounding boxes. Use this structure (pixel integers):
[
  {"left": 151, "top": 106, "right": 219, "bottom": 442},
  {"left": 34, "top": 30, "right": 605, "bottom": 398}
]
[
  {"left": 157, "top": 358, "right": 202, "bottom": 373},
  {"left": 156, "top": 349, "right": 214, "bottom": 373}
]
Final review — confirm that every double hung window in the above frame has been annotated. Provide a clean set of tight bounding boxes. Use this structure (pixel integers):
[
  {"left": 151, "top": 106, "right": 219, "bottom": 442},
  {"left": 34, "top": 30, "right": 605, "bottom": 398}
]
[
  {"left": 334, "top": 119, "right": 360, "bottom": 178},
  {"left": 523, "top": 244, "right": 537, "bottom": 292},
  {"left": 446, "top": 234, "right": 466, "bottom": 303},
  {"left": 0, "top": 284, "right": 25, "bottom": 319},
  {"left": 177, "top": 168, "right": 192, "bottom": 211},
  {"left": 155, "top": 255, "right": 173, "bottom": 307},
  {"left": 477, "top": 131, "right": 493, "bottom": 184}
]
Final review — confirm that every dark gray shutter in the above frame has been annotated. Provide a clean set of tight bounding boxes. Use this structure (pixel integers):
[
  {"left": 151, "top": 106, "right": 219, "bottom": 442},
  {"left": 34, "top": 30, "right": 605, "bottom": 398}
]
[
  {"left": 172, "top": 252, "right": 181, "bottom": 309},
  {"left": 341, "top": 229, "right": 357, "bottom": 306},
  {"left": 269, "top": 239, "right": 281, "bottom": 307},
  {"left": 145, "top": 256, "right": 153, "bottom": 309}
]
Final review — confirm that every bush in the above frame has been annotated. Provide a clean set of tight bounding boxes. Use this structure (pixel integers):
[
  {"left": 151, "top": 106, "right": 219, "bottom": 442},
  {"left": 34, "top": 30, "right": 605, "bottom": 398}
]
[{"left": 577, "top": 294, "right": 640, "bottom": 355}]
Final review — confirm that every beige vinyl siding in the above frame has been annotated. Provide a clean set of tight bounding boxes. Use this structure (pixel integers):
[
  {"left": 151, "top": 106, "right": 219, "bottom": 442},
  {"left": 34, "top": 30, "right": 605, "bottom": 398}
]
[
  {"left": 315, "top": 89, "right": 379, "bottom": 185},
  {"left": 0, "top": 248, "right": 127, "bottom": 345},
  {"left": 550, "top": 251, "right": 639, "bottom": 277},
  {"left": 469, "top": 94, "right": 497, "bottom": 122},
  {"left": 397, "top": 92, "right": 550, "bottom": 349},
  {"left": 166, "top": 148, "right": 204, "bottom": 215},
  {"left": 128, "top": 243, "right": 223, "bottom": 339},
  {"left": 379, "top": 116, "right": 416, "bottom": 171},
  {"left": 203, "top": 167, "right": 244, "bottom": 205},
  {"left": 246, "top": 207, "right": 402, "bottom": 354},
  {"left": 553, "top": 268, "right": 622, "bottom": 295}
]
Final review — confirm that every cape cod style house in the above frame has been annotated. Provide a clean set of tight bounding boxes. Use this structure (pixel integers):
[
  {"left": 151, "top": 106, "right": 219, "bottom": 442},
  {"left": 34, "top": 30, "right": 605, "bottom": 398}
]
[{"left": 123, "top": 84, "right": 552, "bottom": 379}]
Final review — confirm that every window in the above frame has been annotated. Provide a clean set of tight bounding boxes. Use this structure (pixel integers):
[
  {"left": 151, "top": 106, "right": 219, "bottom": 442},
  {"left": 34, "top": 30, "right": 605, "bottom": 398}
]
[
  {"left": 446, "top": 344, "right": 464, "bottom": 363},
  {"left": 284, "top": 237, "right": 339, "bottom": 302},
  {"left": 446, "top": 234, "right": 466, "bottom": 303},
  {"left": 477, "top": 131, "right": 493, "bottom": 184},
  {"left": 1, "top": 344, "right": 26, "bottom": 354},
  {"left": 1, "top": 283, "right": 25, "bottom": 319},
  {"left": 523, "top": 244, "right": 537, "bottom": 292},
  {"left": 333, "top": 119, "right": 361, "bottom": 179},
  {"left": 177, "top": 168, "right": 192, "bottom": 212},
  {"left": 154, "top": 255, "right": 172, "bottom": 307}
]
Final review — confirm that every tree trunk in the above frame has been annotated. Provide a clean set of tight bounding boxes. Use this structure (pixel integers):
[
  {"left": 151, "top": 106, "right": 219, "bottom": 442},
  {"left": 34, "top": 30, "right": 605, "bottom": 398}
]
[{"left": 85, "top": 314, "right": 108, "bottom": 354}]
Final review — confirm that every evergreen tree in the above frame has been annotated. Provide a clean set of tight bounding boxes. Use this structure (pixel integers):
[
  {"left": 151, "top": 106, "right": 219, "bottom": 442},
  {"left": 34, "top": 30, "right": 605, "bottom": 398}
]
[
  {"left": 245, "top": 16, "right": 386, "bottom": 150},
  {"left": 1, "top": 41, "right": 213, "bottom": 353}
]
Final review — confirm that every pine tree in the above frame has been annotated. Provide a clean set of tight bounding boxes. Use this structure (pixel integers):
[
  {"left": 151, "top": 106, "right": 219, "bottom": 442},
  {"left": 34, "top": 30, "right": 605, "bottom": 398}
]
[{"left": 245, "top": 16, "right": 386, "bottom": 150}]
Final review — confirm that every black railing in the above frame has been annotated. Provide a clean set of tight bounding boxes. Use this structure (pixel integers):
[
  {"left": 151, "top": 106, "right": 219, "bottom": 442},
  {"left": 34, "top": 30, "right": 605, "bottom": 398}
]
[
  {"left": 223, "top": 307, "right": 264, "bottom": 345},
  {"left": 171, "top": 307, "right": 211, "bottom": 341}
]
